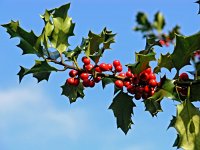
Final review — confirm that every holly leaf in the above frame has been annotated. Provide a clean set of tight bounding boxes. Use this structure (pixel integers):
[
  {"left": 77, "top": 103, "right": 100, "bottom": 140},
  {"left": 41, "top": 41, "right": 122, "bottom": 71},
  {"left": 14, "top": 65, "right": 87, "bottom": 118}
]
[
  {"left": 134, "top": 12, "right": 152, "bottom": 32},
  {"left": 17, "top": 66, "right": 29, "bottom": 83},
  {"left": 61, "top": 82, "right": 84, "bottom": 103},
  {"left": 17, "top": 60, "right": 57, "bottom": 82},
  {"left": 169, "top": 100, "right": 200, "bottom": 150},
  {"left": 153, "top": 12, "right": 165, "bottom": 32},
  {"left": 65, "top": 46, "right": 82, "bottom": 61},
  {"left": 127, "top": 51, "right": 156, "bottom": 74},
  {"left": 144, "top": 76, "right": 178, "bottom": 116},
  {"left": 109, "top": 91, "right": 135, "bottom": 134},
  {"left": 2, "top": 20, "right": 43, "bottom": 57},
  {"left": 33, "top": 72, "right": 51, "bottom": 83},
  {"left": 171, "top": 32, "right": 200, "bottom": 72},
  {"left": 154, "top": 53, "right": 174, "bottom": 73},
  {"left": 102, "top": 77, "right": 114, "bottom": 89},
  {"left": 51, "top": 4, "right": 75, "bottom": 54},
  {"left": 190, "top": 83, "right": 200, "bottom": 101},
  {"left": 82, "top": 28, "right": 116, "bottom": 63}
]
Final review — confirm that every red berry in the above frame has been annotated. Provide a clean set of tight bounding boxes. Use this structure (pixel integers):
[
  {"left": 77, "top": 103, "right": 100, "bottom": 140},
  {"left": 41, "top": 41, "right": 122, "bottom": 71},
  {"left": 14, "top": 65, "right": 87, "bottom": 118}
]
[
  {"left": 85, "top": 64, "right": 94, "bottom": 72},
  {"left": 67, "top": 78, "right": 75, "bottom": 85},
  {"left": 132, "top": 74, "right": 139, "bottom": 85},
  {"left": 179, "top": 87, "right": 188, "bottom": 96},
  {"left": 99, "top": 63, "right": 109, "bottom": 71},
  {"left": 149, "top": 89, "right": 155, "bottom": 96},
  {"left": 139, "top": 72, "right": 149, "bottom": 82},
  {"left": 149, "top": 73, "right": 156, "bottom": 80},
  {"left": 124, "top": 81, "right": 131, "bottom": 87},
  {"left": 89, "top": 80, "right": 95, "bottom": 87},
  {"left": 82, "top": 79, "right": 90, "bottom": 87},
  {"left": 95, "top": 66, "right": 102, "bottom": 73},
  {"left": 113, "top": 60, "right": 121, "bottom": 68},
  {"left": 82, "top": 56, "right": 90, "bottom": 65},
  {"left": 119, "top": 72, "right": 126, "bottom": 77},
  {"left": 159, "top": 40, "right": 165, "bottom": 46},
  {"left": 115, "top": 65, "right": 123, "bottom": 72},
  {"left": 73, "top": 78, "right": 80, "bottom": 86},
  {"left": 145, "top": 68, "right": 152, "bottom": 74},
  {"left": 80, "top": 73, "right": 89, "bottom": 80},
  {"left": 149, "top": 79, "right": 157, "bottom": 87},
  {"left": 107, "top": 64, "right": 113, "bottom": 70},
  {"left": 69, "top": 70, "right": 78, "bottom": 77},
  {"left": 115, "top": 80, "right": 123, "bottom": 88},
  {"left": 94, "top": 76, "right": 101, "bottom": 83},
  {"left": 127, "top": 85, "right": 135, "bottom": 94},
  {"left": 144, "top": 85, "right": 150, "bottom": 93},
  {"left": 179, "top": 73, "right": 189, "bottom": 81},
  {"left": 126, "top": 71, "right": 132, "bottom": 78}
]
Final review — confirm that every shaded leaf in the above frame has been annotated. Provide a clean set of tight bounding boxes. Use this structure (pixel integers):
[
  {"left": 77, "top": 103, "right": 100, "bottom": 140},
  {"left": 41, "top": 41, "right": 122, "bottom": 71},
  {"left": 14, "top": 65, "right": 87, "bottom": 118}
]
[
  {"left": 154, "top": 53, "right": 174, "bottom": 73},
  {"left": 17, "top": 60, "right": 57, "bottom": 82},
  {"left": 102, "top": 77, "right": 114, "bottom": 89},
  {"left": 144, "top": 76, "right": 178, "bottom": 116},
  {"left": 2, "top": 20, "right": 43, "bottom": 57},
  {"left": 195, "top": 0, "right": 200, "bottom": 14},
  {"left": 33, "top": 72, "right": 51, "bottom": 83},
  {"left": 153, "top": 12, "right": 165, "bottom": 32},
  {"left": 127, "top": 52, "right": 156, "bottom": 74},
  {"left": 170, "top": 100, "right": 200, "bottom": 150},
  {"left": 134, "top": 12, "right": 152, "bottom": 32},
  {"left": 171, "top": 32, "right": 200, "bottom": 72},
  {"left": 109, "top": 91, "right": 135, "bottom": 134},
  {"left": 61, "top": 82, "right": 84, "bottom": 103}
]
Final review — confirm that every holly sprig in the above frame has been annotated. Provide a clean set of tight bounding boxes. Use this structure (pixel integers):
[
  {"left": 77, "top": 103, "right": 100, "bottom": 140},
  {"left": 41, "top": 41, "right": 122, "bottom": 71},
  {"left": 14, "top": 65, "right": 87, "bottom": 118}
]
[{"left": 2, "top": 3, "right": 200, "bottom": 150}]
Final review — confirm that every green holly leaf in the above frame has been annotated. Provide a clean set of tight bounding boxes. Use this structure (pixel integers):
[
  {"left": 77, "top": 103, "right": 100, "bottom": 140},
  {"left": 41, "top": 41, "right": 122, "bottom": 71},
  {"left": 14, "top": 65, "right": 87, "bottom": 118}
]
[
  {"left": 154, "top": 53, "right": 174, "bottom": 73},
  {"left": 82, "top": 28, "right": 116, "bottom": 63},
  {"left": 61, "top": 82, "right": 84, "bottom": 103},
  {"left": 33, "top": 72, "right": 51, "bottom": 83},
  {"left": 2, "top": 20, "right": 43, "bottom": 57},
  {"left": 17, "top": 60, "right": 57, "bottom": 82},
  {"left": 17, "top": 66, "right": 29, "bottom": 83},
  {"left": 144, "top": 76, "right": 178, "bottom": 116},
  {"left": 127, "top": 51, "right": 156, "bottom": 74},
  {"left": 65, "top": 46, "right": 82, "bottom": 61},
  {"left": 168, "top": 25, "right": 181, "bottom": 40},
  {"left": 143, "top": 99, "right": 162, "bottom": 117},
  {"left": 190, "top": 83, "right": 200, "bottom": 101},
  {"left": 134, "top": 12, "right": 152, "bottom": 32},
  {"left": 153, "top": 12, "right": 165, "bottom": 32},
  {"left": 102, "top": 77, "right": 114, "bottom": 89},
  {"left": 171, "top": 32, "right": 200, "bottom": 72},
  {"left": 47, "top": 3, "right": 75, "bottom": 54},
  {"left": 169, "top": 100, "right": 200, "bottom": 150},
  {"left": 109, "top": 91, "right": 135, "bottom": 134}
]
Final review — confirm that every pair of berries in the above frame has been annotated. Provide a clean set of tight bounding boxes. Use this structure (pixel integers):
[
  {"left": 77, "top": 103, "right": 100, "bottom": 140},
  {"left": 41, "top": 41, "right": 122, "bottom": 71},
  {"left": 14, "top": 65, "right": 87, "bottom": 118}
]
[{"left": 114, "top": 67, "right": 158, "bottom": 100}]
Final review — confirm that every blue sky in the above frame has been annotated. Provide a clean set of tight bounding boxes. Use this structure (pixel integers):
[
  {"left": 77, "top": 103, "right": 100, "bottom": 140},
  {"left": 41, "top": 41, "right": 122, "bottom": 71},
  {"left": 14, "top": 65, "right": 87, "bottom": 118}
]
[{"left": 0, "top": 0, "right": 200, "bottom": 150}]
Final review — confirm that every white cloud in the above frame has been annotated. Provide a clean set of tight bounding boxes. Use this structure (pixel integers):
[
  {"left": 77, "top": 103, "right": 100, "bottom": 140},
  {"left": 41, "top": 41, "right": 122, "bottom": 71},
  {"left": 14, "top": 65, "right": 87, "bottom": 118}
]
[{"left": 0, "top": 84, "right": 88, "bottom": 141}]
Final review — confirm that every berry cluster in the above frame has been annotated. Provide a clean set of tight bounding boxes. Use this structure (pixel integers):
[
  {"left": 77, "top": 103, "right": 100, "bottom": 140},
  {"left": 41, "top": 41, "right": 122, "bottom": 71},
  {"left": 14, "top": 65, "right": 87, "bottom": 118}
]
[
  {"left": 66, "top": 57, "right": 125, "bottom": 86},
  {"left": 66, "top": 56, "right": 158, "bottom": 100},
  {"left": 114, "top": 68, "right": 158, "bottom": 100},
  {"left": 177, "top": 73, "right": 189, "bottom": 97}
]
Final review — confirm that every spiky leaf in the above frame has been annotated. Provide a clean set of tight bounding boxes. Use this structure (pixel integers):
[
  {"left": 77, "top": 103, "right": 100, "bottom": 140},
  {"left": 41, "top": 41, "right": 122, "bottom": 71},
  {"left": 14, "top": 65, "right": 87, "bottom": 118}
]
[
  {"left": 169, "top": 100, "right": 200, "bottom": 150},
  {"left": 144, "top": 76, "right": 177, "bottom": 116},
  {"left": 2, "top": 21, "right": 43, "bottom": 57},
  {"left": 153, "top": 12, "right": 165, "bottom": 32},
  {"left": 109, "top": 91, "right": 135, "bottom": 134},
  {"left": 61, "top": 82, "right": 84, "bottom": 103}
]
